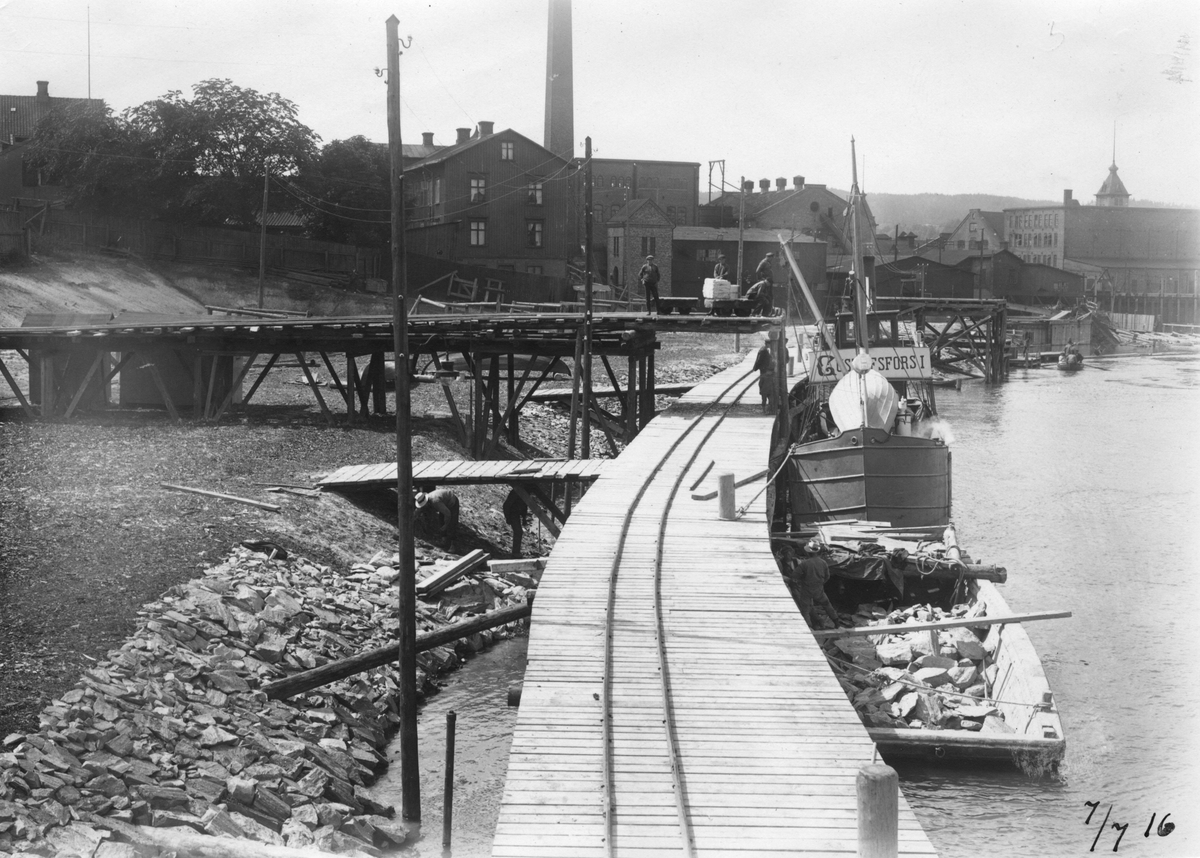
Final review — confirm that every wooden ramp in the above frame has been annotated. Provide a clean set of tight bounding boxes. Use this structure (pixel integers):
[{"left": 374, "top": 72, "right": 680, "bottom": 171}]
[
  {"left": 317, "top": 458, "right": 607, "bottom": 490},
  {"left": 493, "top": 356, "right": 936, "bottom": 856}
]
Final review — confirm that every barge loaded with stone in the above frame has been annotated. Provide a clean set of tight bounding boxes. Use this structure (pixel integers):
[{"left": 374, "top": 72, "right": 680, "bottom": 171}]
[
  {"left": 773, "top": 143, "right": 1068, "bottom": 772},
  {"left": 805, "top": 522, "right": 1067, "bottom": 772}
]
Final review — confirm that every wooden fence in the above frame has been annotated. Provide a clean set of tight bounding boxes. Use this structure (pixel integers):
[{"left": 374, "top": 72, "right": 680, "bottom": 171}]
[
  {"left": 13, "top": 202, "right": 381, "bottom": 278},
  {"left": 1107, "top": 312, "right": 1157, "bottom": 332},
  {"left": 0, "top": 209, "right": 23, "bottom": 256}
]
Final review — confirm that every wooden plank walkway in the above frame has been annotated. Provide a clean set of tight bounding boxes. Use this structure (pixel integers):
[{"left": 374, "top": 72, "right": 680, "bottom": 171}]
[
  {"left": 317, "top": 458, "right": 607, "bottom": 490},
  {"left": 493, "top": 354, "right": 936, "bottom": 857}
]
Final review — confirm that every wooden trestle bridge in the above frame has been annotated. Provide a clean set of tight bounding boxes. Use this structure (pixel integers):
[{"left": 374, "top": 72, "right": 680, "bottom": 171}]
[{"left": 0, "top": 310, "right": 773, "bottom": 458}]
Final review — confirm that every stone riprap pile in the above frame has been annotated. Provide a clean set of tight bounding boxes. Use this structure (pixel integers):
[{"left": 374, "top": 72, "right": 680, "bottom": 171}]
[
  {"left": 0, "top": 545, "right": 534, "bottom": 857},
  {"left": 824, "top": 602, "right": 1012, "bottom": 734}
]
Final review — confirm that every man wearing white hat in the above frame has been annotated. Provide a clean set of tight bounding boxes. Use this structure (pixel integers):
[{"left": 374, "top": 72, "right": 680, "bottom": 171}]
[{"left": 415, "top": 487, "right": 459, "bottom": 549}]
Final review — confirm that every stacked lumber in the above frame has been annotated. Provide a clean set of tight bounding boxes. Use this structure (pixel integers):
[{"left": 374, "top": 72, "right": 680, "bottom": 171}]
[{"left": 0, "top": 543, "right": 537, "bottom": 857}]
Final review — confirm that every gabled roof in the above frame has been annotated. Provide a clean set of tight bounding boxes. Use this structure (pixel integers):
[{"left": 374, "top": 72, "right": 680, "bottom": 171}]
[
  {"left": 255, "top": 211, "right": 306, "bottom": 228},
  {"left": 0, "top": 88, "right": 104, "bottom": 144},
  {"left": 608, "top": 197, "right": 672, "bottom": 226},
  {"left": 402, "top": 142, "right": 443, "bottom": 160},
  {"left": 404, "top": 128, "right": 572, "bottom": 172},
  {"left": 946, "top": 209, "right": 1004, "bottom": 239}
]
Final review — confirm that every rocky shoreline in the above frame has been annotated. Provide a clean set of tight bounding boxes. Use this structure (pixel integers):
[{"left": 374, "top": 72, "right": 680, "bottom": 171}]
[{"left": 0, "top": 543, "right": 534, "bottom": 857}]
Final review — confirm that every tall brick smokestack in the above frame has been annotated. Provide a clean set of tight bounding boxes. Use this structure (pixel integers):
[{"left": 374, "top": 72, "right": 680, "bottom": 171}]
[{"left": 544, "top": 0, "right": 574, "bottom": 160}]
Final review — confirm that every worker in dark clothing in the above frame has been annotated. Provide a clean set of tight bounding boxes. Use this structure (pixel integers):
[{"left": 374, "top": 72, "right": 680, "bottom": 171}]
[
  {"left": 754, "top": 251, "right": 776, "bottom": 286},
  {"left": 753, "top": 336, "right": 775, "bottom": 413},
  {"left": 745, "top": 279, "right": 773, "bottom": 316},
  {"left": 415, "top": 488, "right": 460, "bottom": 549},
  {"left": 778, "top": 542, "right": 839, "bottom": 629},
  {"left": 713, "top": 253, "right": 730, "bottom": 281},
  {"left": 638, "top": 255, "right": 661, "bottom": 313},
  {"left": 502, "top": 488, "right": 529, "bottom": 556}
]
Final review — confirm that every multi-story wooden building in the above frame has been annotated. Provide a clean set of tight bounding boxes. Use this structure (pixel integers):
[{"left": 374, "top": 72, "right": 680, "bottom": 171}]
[{"left": 403, "top": 123, "right": 578, "bottom": 278}]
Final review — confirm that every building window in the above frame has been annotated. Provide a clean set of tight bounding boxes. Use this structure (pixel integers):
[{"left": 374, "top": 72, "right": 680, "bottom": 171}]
[
  {"left": 613, "top": 236, "right": 620, "bottom": 257},
  {"left": 526, "top": 220, "right": 544, "bottom": 248},
  {"left": 957, "top": 240, "right": 966, "bottom": 249},
  {"left": 641, "top": 236, "right": 656, "bottom": 256},
  {"left": 526, "top": 265, "right": 543, "bottom": 275},
  {"left": 434, "top": 178, "right": 442, "bottom": 205},
  {"left": 470, "top": 177, "right": 487, "bottom": 203},
  {"left": 527, "top": 181, "right": 543, "bottom": 205},
  {"left": 501, "top": 141, "right": 514, "bottom": 161},
  {"left": 470, "top": 220, "right": 486, "bottom": 246},
  {"left": 666, "top": 205, "right": 676, "bottom": 221},
  {"left": 611, "top": 204, "right": 621, "bottom": 218}
]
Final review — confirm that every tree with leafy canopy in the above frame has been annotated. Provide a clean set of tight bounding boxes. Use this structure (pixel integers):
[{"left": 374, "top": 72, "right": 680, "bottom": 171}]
[
  {"left": 293, "top": 136, "right": 392, "bottom": 247},
  {"left": 27, "top": 78, "right": 320, "bottom": 228}
]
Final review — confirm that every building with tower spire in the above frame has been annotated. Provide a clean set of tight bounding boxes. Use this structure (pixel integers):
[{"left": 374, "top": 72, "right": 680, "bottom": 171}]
[
  {"left": 1000, "top": 146, "right": 1199, "bottom": 324},
  {"left": 1095, "top": 161, "right": 1130, "bottom": 207}
]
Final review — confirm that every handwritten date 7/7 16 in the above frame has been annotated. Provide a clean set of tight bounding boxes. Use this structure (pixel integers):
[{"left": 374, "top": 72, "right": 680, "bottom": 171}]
[{"left": 1084, "top": 801, "right": 1174, "bottom": 852}]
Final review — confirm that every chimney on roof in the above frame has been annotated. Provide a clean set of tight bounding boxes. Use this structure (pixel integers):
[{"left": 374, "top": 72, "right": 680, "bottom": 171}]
[
  {"left": 1063, "top": 189, "right": 1073, "bottom": 205},
  {"left": 422, "top": 132, "right": 434, "bottom": 146},
  {"left": 36, "top": 80, "right": 49, "bottom": 101},
  {"left": 742, "top": 180, "right": 754, "bottom": 193},
  {"left": 794, "top": 175, "right": 805, "bottom": 190},
  {"left": 759, "top": 179, "right": 770, "bottom": 193},
  {"left": 478, "top": 121, "right": 494, "bottom": 137},
  {"left": 456, "top": 127, "right": 471, "bottom": 144},
  {"left": 775, "top": 178, "right": 786, "bottom": 191}
]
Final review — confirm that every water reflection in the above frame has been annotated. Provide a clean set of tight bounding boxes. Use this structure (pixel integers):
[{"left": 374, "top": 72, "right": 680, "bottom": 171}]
[{"left": 364, "top": 637, "right": 527, "bottom": 857}]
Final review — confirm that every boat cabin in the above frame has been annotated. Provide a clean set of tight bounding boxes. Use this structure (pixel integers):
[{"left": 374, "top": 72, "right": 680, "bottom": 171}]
[{"left": 833, "top": 310, "right": 901, "bottom": 350}]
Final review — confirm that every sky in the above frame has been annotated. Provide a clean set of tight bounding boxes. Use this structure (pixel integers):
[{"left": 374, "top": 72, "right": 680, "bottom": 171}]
[{"left": 2, "top": 0, "right": 1199, "bottom": 206}]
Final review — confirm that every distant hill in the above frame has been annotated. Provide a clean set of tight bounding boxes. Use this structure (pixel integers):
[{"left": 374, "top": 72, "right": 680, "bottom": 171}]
[
  {"left": 836, "top": 190, "right": 1189, "bottom": 238},
  {"left": 832, "top": 191, "right": 1059, "bottom": 238}
]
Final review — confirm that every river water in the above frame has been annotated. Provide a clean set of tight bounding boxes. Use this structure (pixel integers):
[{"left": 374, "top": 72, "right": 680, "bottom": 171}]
[{"left": 371, "top": 352, "right": 1200, "bottom": 858}]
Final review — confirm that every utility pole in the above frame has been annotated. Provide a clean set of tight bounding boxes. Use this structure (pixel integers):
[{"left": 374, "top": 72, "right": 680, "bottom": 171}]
[
  {"left": 386, "top": 14, "right": 420, "bottom": 824},
  {"left": 736, "top": 176, "right": 746, "bottom": 353},
  {"left": 258, "top": 163, "right": 269, "bottom": 309},
  {"left": 582, "top": 136, "right": 593, "bottom": 459},
  {"left": 736, "top": 176, "right": 746, "bottom": 286}
]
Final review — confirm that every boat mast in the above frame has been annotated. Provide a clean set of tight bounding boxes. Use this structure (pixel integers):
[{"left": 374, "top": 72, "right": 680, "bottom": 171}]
[{"left": 848, "top": 138, "right": 870, "bottom": 353}]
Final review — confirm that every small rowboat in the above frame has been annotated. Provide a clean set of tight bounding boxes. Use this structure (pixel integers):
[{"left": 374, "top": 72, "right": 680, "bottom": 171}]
[{"left": 796, "top": 522, "right": 1068, "bottom": 776}]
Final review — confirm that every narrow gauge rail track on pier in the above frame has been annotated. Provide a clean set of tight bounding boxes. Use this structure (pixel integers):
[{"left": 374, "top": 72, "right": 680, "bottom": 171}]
[{"left": 493, "top": 357, "right": 935, "bottom": 857}]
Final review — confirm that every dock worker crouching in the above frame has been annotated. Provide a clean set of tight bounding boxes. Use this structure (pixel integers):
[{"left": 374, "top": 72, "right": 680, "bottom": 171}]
[
  {"left": 778, "top": 541, "right": 840, "bottom": 629},
  {"left": 415, "top": 488, "right": 460, "bottom": 550}
]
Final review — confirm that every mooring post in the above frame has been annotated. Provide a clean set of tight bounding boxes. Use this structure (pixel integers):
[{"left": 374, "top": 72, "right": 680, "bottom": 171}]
[
  {"left": 856, "top": 763, "right": 898, "bottom": 858},
  {"left": 717, "top": 472, "right": 736, "bottom": 520},
  {"left": 442, "top": 710, "right": 457, "bottom": 850}
]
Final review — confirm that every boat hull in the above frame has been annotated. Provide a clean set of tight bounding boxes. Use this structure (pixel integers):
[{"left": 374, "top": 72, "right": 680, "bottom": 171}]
[
  {"left": 865, "top": 579, "right": 1065, "bottom": 773},
  {"left": 788, "top": 428, "right": 951, "bottom": 528}
]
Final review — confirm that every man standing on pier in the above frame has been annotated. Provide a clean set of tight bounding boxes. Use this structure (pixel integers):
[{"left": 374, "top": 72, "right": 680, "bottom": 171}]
[
  {"left": 753, "top": 335, "right": 776, "bottom": 413},
  {"left": 754, "top": 251, "right": 776, "bottom": 286},
  {"left": 638, "top": 255, "right": 661, "bottom": 313}
]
